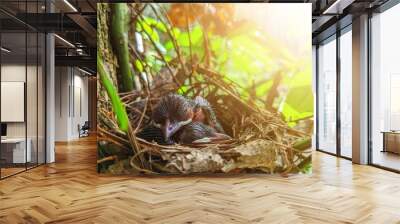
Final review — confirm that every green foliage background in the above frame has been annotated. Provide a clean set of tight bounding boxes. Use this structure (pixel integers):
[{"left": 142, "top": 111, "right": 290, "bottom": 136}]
[{"left": 134, "top": 5, "right": 313, "bottom": 124}]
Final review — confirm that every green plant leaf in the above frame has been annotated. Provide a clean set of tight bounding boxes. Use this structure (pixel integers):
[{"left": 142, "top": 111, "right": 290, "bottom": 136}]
[
  {"left": 177, "top": 25, "right": 203, "bottom": 47},
  {"left": 135, "top": 59, "right": 143, "bottom": 72},
  {"left": 137, "top": 19, "right": 160, "bottom": 43},
  {"left": 97, "top": 54, "right": 130, "bottom": 132},
  {"left": 280, "top": 85, "right": 314, "bottom": 122},
  {"left": 142, "top": 16, "right": 167, "bottom": 32}
]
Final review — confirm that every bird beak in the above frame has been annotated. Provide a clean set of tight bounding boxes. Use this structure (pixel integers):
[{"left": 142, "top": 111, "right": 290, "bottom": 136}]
[{"left": 163, "top": 118, "right": 192, "bottom": 141}]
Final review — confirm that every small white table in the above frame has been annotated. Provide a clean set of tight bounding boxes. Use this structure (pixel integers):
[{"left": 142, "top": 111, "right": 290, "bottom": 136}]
[{"left": 1, "top": 138, "right": 31, "bottom": 163}]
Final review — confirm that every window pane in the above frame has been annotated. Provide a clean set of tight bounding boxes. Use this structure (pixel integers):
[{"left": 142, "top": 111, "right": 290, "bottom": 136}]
[
  {"left": 1, "top": 31, "right": 27, "bottom": 177},
  {"left": 318, "top": 37, "right": 337, "bottom": 154},
  {"left": 371, "top": 4, "right": 400, "bottom": 171},
  {"left": 27, "top": 31, "right": 38, "bottom": 169},
  {"left": 340, "top": 29, "right": 352, "bottom": 158},
  {"left": 0, "top": 0, "right": 46, "bottom": 179},
  {"left": 38, "top": 32, "right": 45, "bottom": 165}
]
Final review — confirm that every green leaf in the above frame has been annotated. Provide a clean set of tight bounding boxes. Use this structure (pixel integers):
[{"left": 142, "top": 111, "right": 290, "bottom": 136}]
[
  {"left": 297, "top": 154, "right": 312, "bottom": 174},
  {"left": 177, "top": 25, "right": 203, "bottom": 47},
  {"left": 300, "top": 161, "right": 312, "bottom": 174},
  {"left": 135, "top": 59, "right": 143, "bottom": 72},
  {"left": 178, "top": 85, "right": 189, "bottom": 95},
  {"left": 164, "top": 40, "right": 174, "bottom": 51},
  {"left": 282, "top": 65, "right": 312, "bottom": 87},
  {"left": 292, "top": 137, "right": 312, "bottom": 151},
  {"left": 280, "top": 85, "right": 314, "bottom": 122},
  {"left": 97, "top": 54, "right": 130, "bottom": 132},
  {"left": 255, "top": 79, "right": 273, "bottom": 98},
  {"left": 137, "top": 19, "right": 160, "bottom": 43},
  {"left": 172, "top": 27, "right": 181, "bottom": 39},
  {"left": 142, "top": 16, "right": 167, "bottom": 32}
]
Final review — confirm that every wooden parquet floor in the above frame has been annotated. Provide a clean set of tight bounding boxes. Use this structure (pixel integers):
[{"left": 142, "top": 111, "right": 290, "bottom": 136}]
[{"left": 1, "top": 136, "right": 400, "bottom": 224}]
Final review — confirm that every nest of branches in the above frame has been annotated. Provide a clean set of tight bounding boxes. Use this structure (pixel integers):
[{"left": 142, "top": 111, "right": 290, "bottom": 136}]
[
  {"left": 97, "top": 3, "right": 312, "bottom": 175},
  {"left": 98, "top": 63, "right": 311, "bottom": 175}
]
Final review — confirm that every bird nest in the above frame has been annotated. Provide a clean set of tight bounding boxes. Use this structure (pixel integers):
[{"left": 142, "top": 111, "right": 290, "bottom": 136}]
[{"left": 97, "top": 64, "right": 312, "bottom": 175}]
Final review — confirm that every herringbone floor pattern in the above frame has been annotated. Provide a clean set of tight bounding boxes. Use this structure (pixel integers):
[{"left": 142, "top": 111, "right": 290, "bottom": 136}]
[{"left": 1, "top": 136, "right": 400, "bottom": 224}]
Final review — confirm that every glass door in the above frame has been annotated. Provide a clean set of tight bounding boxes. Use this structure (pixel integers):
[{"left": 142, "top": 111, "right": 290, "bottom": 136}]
[
  {"left": 1, "top": 31, "right": 28, "bottom": 178},
  {"left": 27, "top": 30, "right": 38, "bottom": 169},
  {"left": 370, "top": 3, "right": 400, "bottom": 171},
  {"left": 317, "top": 35, "right": 337, "bottom": 154},
  {"left": 339, "top": 27, "right": 352, "bottom": 158},
  {"left": 0, "top": 1, "right": 47, "bottom": 179}
]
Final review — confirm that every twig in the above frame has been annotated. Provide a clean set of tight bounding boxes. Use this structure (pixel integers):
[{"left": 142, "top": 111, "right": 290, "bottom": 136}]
[
  {"left": 196, "top": 65, "right": 259, "bottom": 114},
  {"left": 185, "top": 5, "right": 194, "bottom": 75},
  {"left": 98, "top": 136, "right": 131, "bottom": 150},
  {"left": 137, "top": 14, "right": 182, "bottom": 87},
  {"left": 98, "top": 126, "right": 130, "bottom": 145},
  {"left": 129, "top": 148, "right": 159, "bottom": 175},
  {"left": 265, "top": 71, "right": 283, "bottom": 110},
  {"left": 150, "top": 4, "right": 187, "bottom": 74},
  {"left": 97, "top": 155, "right": 118, "bottom": 164},
  {"left": 134, "top": 97, "right": 149, "bottom": 133},
  {"left": 126, "top": 123, "right": 147, "bottom": 169},
  {"left": 202, "top": 22, "right": 211, "bottom": 67}
]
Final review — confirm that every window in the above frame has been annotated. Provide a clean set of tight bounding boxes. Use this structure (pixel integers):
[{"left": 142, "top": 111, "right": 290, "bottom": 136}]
[
  {"left": 370, "top": 3, "right": 400, "bottom": 171},
  {"left": 317, "top": 36, "right": 337, "bottom": 154},
  {"left": 339, "top": 28, "right": 352, "bottom": 158},
  {"left": 0, "top": 1, "right": 47, "bottom": 179}
]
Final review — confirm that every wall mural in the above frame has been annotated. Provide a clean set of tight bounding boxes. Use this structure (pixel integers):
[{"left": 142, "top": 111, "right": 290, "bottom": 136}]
[{"left": 97, "top": 3, "right": 313, "bottom": 175}]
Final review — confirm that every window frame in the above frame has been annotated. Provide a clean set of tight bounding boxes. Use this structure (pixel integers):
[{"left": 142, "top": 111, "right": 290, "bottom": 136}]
[{"left": 315, "top": 24, "right": 353, "bottom": 161}]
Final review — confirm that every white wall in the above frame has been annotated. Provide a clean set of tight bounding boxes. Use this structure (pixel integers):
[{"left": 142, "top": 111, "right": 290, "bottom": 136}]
[
  {"left": 55, "top": 66, "right": 69, "bottom": 141},
  {"left": 55, "top": 67, "right": 89, "bottom": 141},
  {"left": 72, "top": 73, "right": 89, "bottom": 138}
]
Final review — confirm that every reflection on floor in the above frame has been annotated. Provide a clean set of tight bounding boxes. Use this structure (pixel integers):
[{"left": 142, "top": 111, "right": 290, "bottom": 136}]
[
  {"left": 0, "top": 137, "right": 400, "bottom": 223},
  {"left": 373, "top": 150, "right": 400, "bottom": 171},
  {"left": 0, "top": 163, "right": 42, "bottom": 178},
  {"left": 1, "top": 167, "right": 25, "bottom": 178}
]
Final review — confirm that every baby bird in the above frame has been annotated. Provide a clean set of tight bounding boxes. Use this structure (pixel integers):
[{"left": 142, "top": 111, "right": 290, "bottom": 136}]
[
  {"left": 192, "top": 96, "right": 225, "bottom": 134},
  {"left": 152, "top": 94, "right": 229, "bottom": 144},
  {"left": 152, "top": 94, "right": 194, "bottom": 142},
  {"left": 136, "top": 124, "right": 170, "bottom": 145},
  {"left": 174, "top": 122, "right": 231, "bottom": 144}
]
